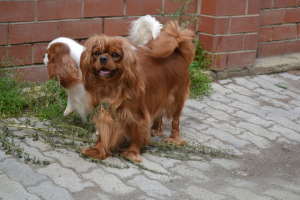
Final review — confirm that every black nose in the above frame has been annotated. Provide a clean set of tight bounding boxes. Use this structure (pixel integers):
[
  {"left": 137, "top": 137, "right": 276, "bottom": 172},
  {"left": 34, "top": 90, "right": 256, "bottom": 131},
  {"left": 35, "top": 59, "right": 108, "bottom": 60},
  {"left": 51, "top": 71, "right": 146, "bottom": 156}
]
[
  {"left": 43, "top": 54, "right": 45, "bottom": 58},
  {"left": 100, "top": 56, "right": 108, "bottom": 64}
]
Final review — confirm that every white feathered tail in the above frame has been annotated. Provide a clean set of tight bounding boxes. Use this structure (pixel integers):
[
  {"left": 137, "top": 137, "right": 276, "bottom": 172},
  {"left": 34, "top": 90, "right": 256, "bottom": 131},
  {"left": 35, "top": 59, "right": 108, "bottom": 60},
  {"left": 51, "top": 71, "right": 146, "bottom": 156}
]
[{"left": 128, "top": 15, "right": 163, "bottom": 45}]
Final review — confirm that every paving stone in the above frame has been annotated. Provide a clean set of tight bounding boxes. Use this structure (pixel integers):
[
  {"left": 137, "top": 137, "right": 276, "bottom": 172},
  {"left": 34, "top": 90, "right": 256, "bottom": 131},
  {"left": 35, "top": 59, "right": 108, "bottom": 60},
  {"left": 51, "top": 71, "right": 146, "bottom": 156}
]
[
  {"left": 187, "top": 161, "right": 211, "bottom": 171},
  {"left": 266, "top": 113, "right": 300, "bottom": 132},
  {"left": 268, "top": 125, "right": 300, "bottom": 142},
  {"left": 25, "top": 137, "right": 52, "bottom": 151},
  {"left": 0, "top": 158, "right": 49, "bottom": 186},
  {"left": 229, "top": 101, "right": 270, "bottom": 117},
  {"left": 183, "top": 186, "right": 225, "bottom": 200},
  {"left": 82, "top": 168, "right": 135, "bottom": 195},
  {"left": 218, "top": 79, "right": 233, "bottom": 85},
  {"left": 238, "top": 132, "right": 271, "bottom": 149},
  {"left": 262, "top": 106, "right": 299, "bottom": 120},
  {"left": 224, "top": 83, "right": 257, "bottom": 97},
  {"left": 252, "top": 77, "right": 285, "bottom": 93},
  {"left": 43, "top": 149, "right": 98, "bottom": 173},
  {"left": 201, "top": 128, "right": 250, "bottom": 148},
  {"left": 37, "top": 163, "right": 94, "bottom": 192},
  {"left": 0, "top": 174, "right": 40, "bottom": 200},
  {"left": 203, "top": 119, "right": 244, "bottom": 135},
  {"left": 227, "top": 92, "right": 261, "bottom": 107},
  {"left": 203, "top": 107, "right": 236, "bottom": 122},
  {"left": 206, "top": 101, "right": 237, "bottom": 114},
  {"left": 221, "top": 187, "right": 270, "bottom": 200},
  {"left": 259, "top": 95, "right": 293, "bottom": 110},
  {"left": 236, "top": 122, "right": 280, "bottom": 141},
  {"left": 280, "top": 72, "right": 300, "bottom": 81},
  {"left": 170, "top": 164, "right": 209, "bottom": 182},
  {"left": 233, "top": 77, "right": 260, "bottom": 90},
  {"left": 212, "top": 84, "right": 233, "bottom": 95},
  {"left": 143, "top": 153, "right": 181, "bottom": 168},
  {"left": 211, "top": 158, "right": 240, "bottom": 170},
  {"left": 0, "top": 150, "right": 12, "bottom": 161},
  {"left": 233, "top": 111, "right": 274, "bottom": 127},
  {"left": 28, "top": 181, "right": 73, "bottom": 200},
  {"left": 128, "top": 175, "right": 172, "bottom": 199}
]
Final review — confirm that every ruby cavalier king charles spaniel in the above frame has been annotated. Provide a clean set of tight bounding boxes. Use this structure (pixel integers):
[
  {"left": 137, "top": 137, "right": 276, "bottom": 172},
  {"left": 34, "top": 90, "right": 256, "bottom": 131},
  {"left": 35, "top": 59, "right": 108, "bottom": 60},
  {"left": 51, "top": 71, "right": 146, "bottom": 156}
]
[{"left": 81, "top": 21, "right": 195, "bottom": 162}]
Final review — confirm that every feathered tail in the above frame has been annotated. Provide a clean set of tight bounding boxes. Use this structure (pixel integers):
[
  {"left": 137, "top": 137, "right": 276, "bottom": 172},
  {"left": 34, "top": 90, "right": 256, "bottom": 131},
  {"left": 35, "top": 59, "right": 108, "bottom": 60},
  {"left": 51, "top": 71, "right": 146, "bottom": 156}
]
[
  {"left": 127, "top": 15, "right": 163, "bottom": 45},
  {"left": 147, "top": 20, "right": 196, "bottom": 65}
]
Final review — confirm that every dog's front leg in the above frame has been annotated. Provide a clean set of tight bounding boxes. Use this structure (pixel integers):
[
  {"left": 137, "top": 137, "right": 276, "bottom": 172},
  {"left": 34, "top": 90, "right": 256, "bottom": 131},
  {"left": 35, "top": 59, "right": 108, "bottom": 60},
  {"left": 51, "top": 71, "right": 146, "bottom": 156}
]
[
  {"left": 122, "top": 118, "right": 151, "bottom": 162},
  {"left": 82, "top": 138, "right": 107, "bottom": 160}
]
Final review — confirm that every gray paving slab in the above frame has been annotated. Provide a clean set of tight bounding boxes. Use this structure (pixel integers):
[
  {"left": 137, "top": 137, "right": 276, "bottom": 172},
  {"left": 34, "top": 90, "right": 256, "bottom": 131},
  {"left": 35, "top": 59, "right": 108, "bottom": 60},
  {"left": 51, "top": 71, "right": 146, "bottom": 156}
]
[{"left": 1, "top": 70, "right": 300, "bottom": 200}]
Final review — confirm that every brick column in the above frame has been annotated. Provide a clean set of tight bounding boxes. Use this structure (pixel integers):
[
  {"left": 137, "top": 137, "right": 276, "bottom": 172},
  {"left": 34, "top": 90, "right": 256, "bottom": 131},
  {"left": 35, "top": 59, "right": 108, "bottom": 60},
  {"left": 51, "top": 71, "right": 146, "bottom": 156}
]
[{"left": 198, "top": 0, "right": 260, "bottom": 70}]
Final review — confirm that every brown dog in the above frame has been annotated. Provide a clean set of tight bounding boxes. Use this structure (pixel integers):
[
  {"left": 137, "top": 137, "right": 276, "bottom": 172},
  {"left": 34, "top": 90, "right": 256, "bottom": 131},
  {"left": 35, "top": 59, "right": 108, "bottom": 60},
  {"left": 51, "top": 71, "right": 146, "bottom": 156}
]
[{"left": 80, "top": 21, "right": 195, "bottom": 162}]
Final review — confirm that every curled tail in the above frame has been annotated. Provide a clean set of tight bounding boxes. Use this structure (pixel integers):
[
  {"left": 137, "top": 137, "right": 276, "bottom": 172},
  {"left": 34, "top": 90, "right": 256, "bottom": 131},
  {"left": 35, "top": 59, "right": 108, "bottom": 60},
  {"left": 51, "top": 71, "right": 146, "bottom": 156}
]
[
  {"left": 128, "top": 15, "right": 163, "bottom": 45},
  {"left": 147, "top": 20, "right": 196, "bottom": 65}
]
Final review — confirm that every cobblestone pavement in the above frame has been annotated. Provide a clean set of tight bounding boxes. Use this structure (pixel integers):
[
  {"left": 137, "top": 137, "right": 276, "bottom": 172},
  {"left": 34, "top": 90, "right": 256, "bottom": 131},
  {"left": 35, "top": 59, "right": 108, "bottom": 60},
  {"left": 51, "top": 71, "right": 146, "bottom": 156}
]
[{"left": 1, "top": 71, "right": 300, "bottom": 200}]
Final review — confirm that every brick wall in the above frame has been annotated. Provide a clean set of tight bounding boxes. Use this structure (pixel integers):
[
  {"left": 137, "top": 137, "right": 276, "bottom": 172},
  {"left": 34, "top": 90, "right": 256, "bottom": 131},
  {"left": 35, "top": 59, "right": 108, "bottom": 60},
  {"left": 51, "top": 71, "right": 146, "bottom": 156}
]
[
  {"left": 0, "top": 0, "right": 300, "bottom": 82},
  {"left": 258, "top": 0, "right": 300, "bottom": 57}
]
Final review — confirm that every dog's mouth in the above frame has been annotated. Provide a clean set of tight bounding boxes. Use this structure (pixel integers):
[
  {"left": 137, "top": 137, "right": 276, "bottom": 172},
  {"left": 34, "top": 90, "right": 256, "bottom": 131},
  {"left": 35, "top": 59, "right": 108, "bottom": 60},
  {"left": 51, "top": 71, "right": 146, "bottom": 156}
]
[{"left": 96, "top": 67, "right": 118, "bottom": 77}]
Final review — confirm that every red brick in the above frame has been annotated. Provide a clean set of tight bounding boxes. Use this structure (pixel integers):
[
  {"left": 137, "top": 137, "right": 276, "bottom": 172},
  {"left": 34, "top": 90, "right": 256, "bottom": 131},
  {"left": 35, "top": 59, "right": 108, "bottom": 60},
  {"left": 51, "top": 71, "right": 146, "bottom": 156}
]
[
  {"left": 248, "top": 0, "right": 261, "bottom": 15},
  {"left": 257, "top": 42, "right": 283, "bottom": 57},
  {"left": 33, "top": 43, "right": 48, "bottom": 64},
  {"left": 84, "top": 0, "right": 123, "bottom": 17},
  {"left": 227, "top": 51, "right": 256, "bottom": 68},
  {"left": 284, "top": 40, "right": 300, "bottom": 54},
  {"left": 258, "top": 27, "right": 272, "bottom": 42},
  {"left": 0, "top": 25, "right": 8, "bottom": 45},
  {"left": 274, "top": 0, "right": 297, "bottom": 8},
  {"left": 244, "top": 34, "right": 259, "bottom": 50},
  {"left": 60, "top": 19, "right": 102, "bottom": 39},
  {"left": 259, "top": 9, "right": 284, "bottom": 26},
  {"left": 209, "top": 53, "right": 228, "bottom": 69},
  {"left": 230, "top": 16, "right": 259, "bottom": 33},
  {"left": 0, "top": 45, "right": 32, "bottom": 66},
  {"left": 198, "top": 16, "right": 229, "bottom": 34},
  {"left": 284, "top": 8, "right": 300, "bottom": 23},
  {"left": 0, "top": 1, "right": 35, "bottom": 23},
  {"left": 10, "top": 22, "right": 59, "bottom": 45},
  {"left": 201, "top": 0, "right": 247, "bottom": 16},
  {"left": 164, "top": 0, "right": 197, "bottom": 14},
  {"left": 298, "top": 25, "right": 300, "bottom": 38},
  {"left": 104, "top": 17, "right": 138, "bottom": 36},
  {"left": 13, "top": 66, "right": 49, "bottom": 83},
  {"left": 261, "top": 0, "right": 272, "bottom": 9},
  {"left": 37, "top": 0, "right": 82, "bottom": 21},
  {"left": 273, "top": 25, "right": 297, "bottom": 41},
  {"left": 126, "top": 0, "right": 162, "bottom": 16},
  {"left": 199, "top": 34, "right": 244, "bottom": 52}
]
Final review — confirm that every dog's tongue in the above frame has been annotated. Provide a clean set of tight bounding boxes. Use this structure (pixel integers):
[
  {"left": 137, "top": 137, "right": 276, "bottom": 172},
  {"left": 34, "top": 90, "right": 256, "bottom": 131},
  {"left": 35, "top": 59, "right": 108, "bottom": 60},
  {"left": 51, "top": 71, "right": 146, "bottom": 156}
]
[{"left": 100, "top": 67, "right": 111, "bottom": 75}]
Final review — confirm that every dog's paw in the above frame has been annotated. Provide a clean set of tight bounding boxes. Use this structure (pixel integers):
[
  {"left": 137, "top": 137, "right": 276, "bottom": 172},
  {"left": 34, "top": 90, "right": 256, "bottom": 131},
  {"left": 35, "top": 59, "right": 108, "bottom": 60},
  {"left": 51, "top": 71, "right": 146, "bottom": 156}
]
[
  {"left": 122, "top": 150, "right": 142, "bottom": 163},
  {"left": 162, "top": 137, "right": 187, "bottom": 146},
  {"left": 64, "top": 107, "right": 74, "bottom": 116},
  {"left": 151, "top": 129, "right": 165, "bottom": 137},
  {"left": 82, "top": 147, "right": 106, "bottom": 160}
]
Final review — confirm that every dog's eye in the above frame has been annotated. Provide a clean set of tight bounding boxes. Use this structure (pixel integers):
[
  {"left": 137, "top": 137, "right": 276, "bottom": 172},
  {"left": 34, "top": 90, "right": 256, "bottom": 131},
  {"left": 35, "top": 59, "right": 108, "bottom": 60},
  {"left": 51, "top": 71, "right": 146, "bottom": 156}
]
[
  {"left": 111, "top": 52, "right": 119, "bottom": 58},
  {"left": 94, "top": 51, "right": 100, "bottom": 56}
]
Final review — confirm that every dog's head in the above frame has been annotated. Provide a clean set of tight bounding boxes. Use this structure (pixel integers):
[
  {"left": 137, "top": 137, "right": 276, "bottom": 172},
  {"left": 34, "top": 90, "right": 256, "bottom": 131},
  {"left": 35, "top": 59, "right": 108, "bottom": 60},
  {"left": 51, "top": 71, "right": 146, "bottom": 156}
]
[{"left": 80, "top": 35, "right": 144, "bottom": 97}]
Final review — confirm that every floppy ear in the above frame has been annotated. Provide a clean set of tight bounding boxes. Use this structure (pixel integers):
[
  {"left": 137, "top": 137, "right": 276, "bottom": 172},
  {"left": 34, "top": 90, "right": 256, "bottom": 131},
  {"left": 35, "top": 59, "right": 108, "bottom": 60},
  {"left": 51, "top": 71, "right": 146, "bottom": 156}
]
[
  {"left": 119, "top": 40, "right": 145, "bottom": 97},
  {"left": 80, "top": 36, "right": 98, "bottom": 92}
]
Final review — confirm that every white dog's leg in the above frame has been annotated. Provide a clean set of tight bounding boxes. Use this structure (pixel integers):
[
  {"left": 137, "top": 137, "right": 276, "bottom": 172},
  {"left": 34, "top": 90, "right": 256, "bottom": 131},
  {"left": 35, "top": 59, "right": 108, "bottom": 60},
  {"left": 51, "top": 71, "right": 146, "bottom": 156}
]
[{"left": 64, "top": 95, "right": 74, "bottom": 116}]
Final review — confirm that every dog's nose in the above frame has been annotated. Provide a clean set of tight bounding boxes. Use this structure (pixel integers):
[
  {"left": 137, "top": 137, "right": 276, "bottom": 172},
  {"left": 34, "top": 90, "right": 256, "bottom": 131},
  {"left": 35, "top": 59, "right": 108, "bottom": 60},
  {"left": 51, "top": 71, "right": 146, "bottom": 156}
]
[
  {"left": 100, "top": 56, "right": 108, "bottom": 64},
  {"left": 43, "top": 54, "right": 45, "bottom": 59}
]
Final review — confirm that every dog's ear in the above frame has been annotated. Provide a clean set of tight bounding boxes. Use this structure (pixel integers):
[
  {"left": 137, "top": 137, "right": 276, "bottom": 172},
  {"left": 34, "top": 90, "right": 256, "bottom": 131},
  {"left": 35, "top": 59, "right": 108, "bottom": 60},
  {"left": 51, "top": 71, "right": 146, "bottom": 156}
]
[
  {"left": 120, "top": 39, "right": 145, "bottom": 96},
  {"left": 80, "top": 36, "right": 98, "bottom": 91}
]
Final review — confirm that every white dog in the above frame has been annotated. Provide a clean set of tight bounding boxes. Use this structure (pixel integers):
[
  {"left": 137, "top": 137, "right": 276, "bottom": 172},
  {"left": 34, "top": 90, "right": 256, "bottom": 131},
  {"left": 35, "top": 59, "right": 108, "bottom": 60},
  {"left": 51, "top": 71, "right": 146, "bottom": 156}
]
[{"left": 43, "top": 37, "right": 91, "bottom": 122}]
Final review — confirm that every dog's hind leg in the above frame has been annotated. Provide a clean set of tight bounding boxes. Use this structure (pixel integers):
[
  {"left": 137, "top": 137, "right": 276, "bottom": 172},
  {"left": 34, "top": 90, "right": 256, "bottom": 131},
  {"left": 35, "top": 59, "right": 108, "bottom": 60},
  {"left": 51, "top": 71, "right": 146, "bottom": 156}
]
[
  {"left": 151, "top": 116, "right": 165, "bottom": 137},
  {"left": 162, "top": 100, "right": 187, "bottom": 145}
]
